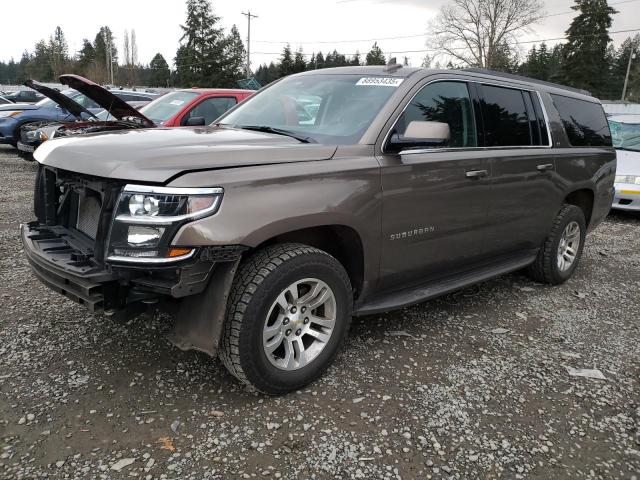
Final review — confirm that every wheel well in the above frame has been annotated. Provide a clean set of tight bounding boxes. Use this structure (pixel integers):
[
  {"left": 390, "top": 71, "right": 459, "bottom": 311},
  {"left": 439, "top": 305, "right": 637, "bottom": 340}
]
[
  {"left": 564, "top": 189, "right": 594, "bottom": 225},
  {"left": 257, "top": 225, "right": 365, "bottom": 299}
]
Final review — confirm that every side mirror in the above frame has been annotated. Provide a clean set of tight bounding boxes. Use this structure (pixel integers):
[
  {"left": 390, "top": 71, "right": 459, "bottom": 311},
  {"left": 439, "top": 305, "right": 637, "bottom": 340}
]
[
  {"left": 183, "top": 116, "right": 206, "bottom": 126},
  {"left": 388, "top": 121, "right": 450, "bottom": 152}
]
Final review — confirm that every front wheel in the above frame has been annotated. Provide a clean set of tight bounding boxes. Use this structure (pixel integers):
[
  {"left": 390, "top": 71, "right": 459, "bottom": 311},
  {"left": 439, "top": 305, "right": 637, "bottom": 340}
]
[
  {"left": 527, "top": 204, "right": 587, "bottom": 284},
  {"left": 219, "top": 243, "right": 352, "bottom": 394}
]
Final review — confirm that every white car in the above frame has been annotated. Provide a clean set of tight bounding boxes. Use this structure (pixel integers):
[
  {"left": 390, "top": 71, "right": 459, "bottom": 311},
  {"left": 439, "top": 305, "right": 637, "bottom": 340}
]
[{"left": 609, "top": 114, "right": 640, "bottom": 211}]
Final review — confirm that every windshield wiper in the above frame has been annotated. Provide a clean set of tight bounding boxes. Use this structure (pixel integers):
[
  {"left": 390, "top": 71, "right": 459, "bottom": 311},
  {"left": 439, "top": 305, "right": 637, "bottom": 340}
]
[{"left": 236, "top": 125, "right": 317, "bottom": 144}]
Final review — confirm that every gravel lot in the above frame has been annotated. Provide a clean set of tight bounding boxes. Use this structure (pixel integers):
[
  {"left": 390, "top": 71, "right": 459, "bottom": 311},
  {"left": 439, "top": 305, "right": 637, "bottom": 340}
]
[{"left": 0, "top": 144, "right": 639, "bottom": 479}]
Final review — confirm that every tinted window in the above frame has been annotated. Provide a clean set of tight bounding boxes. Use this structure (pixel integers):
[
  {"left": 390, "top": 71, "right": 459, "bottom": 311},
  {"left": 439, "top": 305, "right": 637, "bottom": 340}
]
[
  {"left": 394, "top": 81, "right": 477, "bottom": 148},
  {"left": 481, "top": 85, "right": 532, "bottom": 146},
  {"left": 184, "top": 96, "right": 237, "bottom": 125},
  {"left": 551, "top": 94, "right": 612, "bottom": 147}
]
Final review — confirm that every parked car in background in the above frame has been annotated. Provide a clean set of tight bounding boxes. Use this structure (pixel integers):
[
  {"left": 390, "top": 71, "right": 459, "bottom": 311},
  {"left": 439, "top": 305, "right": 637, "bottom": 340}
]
[
  {"left": 21, "top": 66, "right": 615, "bottom": 394},
  {"left": 16, "top": 75, "right": 155, "bottom": 156},
  {"left": 139, "top": 88, "right": 252, "bottom": 126},
  {"left": 609, "top": 114, "right": 640, "bottom": 211},
  {"left": 0, "top": 81, "right": 152, "bottom": 147},
  {"left": 2, "top": 89, "right": 45, "bottom": 103}
]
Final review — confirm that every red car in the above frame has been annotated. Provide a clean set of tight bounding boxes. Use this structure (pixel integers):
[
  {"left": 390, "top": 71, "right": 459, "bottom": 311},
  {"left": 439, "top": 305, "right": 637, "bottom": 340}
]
[{"left": 139, "top": 88, "right": 253, "bottom": 127}]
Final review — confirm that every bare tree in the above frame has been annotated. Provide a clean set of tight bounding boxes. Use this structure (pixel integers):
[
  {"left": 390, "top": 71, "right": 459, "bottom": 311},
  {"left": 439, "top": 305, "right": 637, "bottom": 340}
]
[
  {"left": 429, "top": 0, "right": 544, "bottom": 69},
  {"left": 131, "top": 29, "right": 138, "bottom": 65},
  {"left": 123, "top": 29, "right": 131, "bottom": 67}
]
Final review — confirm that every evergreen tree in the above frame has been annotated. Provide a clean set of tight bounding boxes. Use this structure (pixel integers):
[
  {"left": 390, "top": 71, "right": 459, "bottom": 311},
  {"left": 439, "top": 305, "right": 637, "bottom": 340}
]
[
  {"left": 279, "top": 45, "right": 295, "bottom": 77},
  {"left": 149, "top": 53, "right": 171, "bottom": 87},
  {"left": 561, "top": 0, "right": 617, "bottom": 97},
  {"left": 76, "top": 39, "right": 96, "bottom": 78},
  {"left": 49, "top": 26, "right": 68, "bottom": 79},
  {"left": 315, "top": 52, "right": 325, "bottom": 69},
  {"left": 26, "top": 40, "right": 53, "bottom": 81},
  {"left": 176, "top": 0, "right": 228, "bottom": 87},
  {"left": 366, "top": 42, "right": 386, "bottom": 65},
  {"left": 614, "top": 35, "right": 640, "bottom": 101},
  {"left": 351, "top": 52, "right": 361, "bottom": 66},
  {"left": 224, "top": 24, "right": 246, "bottom": 84},
  {"left": 293, "top": 48, "right": 307, "bottom": 73}
]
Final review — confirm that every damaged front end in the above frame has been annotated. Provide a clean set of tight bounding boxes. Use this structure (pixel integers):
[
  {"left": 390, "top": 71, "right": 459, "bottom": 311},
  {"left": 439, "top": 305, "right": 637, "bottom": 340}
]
[{"left": 22, "top": 165, "right": 244, "bottom": 355}]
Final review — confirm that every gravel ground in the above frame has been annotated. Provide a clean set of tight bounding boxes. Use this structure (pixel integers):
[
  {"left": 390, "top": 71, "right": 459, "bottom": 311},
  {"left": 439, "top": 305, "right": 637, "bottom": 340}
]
[{"left": 0, "top": 144, "right": 639, "bottom": 479}]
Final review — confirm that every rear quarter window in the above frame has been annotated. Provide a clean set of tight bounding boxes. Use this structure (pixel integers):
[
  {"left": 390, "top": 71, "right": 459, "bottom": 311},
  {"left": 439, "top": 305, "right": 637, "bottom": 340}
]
[{"left": 550, "top": 94, "right": 612, "bottom": 147}]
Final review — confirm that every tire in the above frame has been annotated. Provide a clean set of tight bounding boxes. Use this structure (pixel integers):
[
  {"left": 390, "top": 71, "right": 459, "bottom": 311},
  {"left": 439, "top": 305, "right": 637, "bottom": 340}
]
[
  {"left": 527, "top": 204, "right": 586, "bottom": 285},
  {"left": 220, "top": 243, "right": 352, "bottom": 394}
]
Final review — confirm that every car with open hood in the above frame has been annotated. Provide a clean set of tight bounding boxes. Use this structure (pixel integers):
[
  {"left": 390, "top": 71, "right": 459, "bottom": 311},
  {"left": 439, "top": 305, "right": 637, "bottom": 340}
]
[
  {"left": 15, "top": 75, "right": 156, "bottom": 156},
  {"left": 22, "top": 66, "right": 615, "bottom": 394},
  {"left": 0, "top": 76, "right": 156, "bottom": 149},
  {"left": 608, "top": 114, "right": 640, "bottom": 211}
]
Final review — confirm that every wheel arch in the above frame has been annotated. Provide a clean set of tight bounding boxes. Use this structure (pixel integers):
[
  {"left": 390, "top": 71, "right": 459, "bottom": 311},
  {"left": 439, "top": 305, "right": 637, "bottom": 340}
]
[
  {"left": 563, "top": 188, "right": 594, "bottom": 226},
  {"left": 254, "top": 225, "right": 366, "bottom": 302}
]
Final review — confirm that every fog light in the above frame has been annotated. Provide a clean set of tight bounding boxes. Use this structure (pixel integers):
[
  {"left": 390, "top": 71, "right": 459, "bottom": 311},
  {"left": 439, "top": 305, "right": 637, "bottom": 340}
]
[{"left": 127, "top": 226, "right": 164, "bottom": 246}]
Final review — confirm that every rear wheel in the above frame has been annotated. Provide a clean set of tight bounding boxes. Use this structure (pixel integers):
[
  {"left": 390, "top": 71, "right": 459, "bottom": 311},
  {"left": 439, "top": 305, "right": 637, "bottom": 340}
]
[
  {"left": 527, "top": 204, "right": 586, "bottom": 284},
  {"left": 220, "top": 243, "right": 352, "bottom": 394}
]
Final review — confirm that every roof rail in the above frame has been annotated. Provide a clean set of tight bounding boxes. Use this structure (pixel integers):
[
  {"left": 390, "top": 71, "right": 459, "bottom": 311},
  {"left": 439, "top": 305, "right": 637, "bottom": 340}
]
[{"left": 462, "top": 68, "right": 592, "bottom": 97}]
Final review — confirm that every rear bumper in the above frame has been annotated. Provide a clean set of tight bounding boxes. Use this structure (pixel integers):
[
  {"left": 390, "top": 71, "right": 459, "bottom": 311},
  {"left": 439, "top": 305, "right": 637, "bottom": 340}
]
[
  {"left": 21, "top": 222, "right": 226, "bottom": 312},
  {"left": 612, "top": 183, "right": 640, "bottom": 211}
]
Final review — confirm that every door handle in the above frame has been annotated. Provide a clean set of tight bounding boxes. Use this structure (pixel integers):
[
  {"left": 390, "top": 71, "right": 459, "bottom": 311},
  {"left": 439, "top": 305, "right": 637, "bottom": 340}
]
[
  {"left": 537, "top": 163, "right": 554, "bottom": 171},
  {"left": 465, "top": 169, "right": 488, "bottom": 178}
]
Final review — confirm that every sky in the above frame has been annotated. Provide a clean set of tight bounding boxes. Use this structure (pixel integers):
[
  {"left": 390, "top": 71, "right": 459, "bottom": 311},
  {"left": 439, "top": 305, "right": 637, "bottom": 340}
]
[{"left": 0, "top": 0, "right": 638, "bottom": 70}]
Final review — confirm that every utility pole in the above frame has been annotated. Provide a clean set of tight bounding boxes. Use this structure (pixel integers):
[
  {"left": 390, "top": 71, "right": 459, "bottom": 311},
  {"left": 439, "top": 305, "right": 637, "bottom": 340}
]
[
  {"left": 622, "top": 44, "right": 635, "bottom": 101},
  {"left": 242, "top": 10, "right": 258, "bottom": 79}
]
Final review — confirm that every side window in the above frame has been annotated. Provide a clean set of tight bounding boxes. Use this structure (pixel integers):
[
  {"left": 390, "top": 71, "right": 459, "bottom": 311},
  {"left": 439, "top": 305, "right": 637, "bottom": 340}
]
[
  {"left": 394, "top": 81, "right": 477, "bottom": 148},
  {"left": 550, "top": 94, "right": 612, "bottom": 147},
  {"left": 73, "top": 93, "right": 100, "bottom": 109},
  {"left": 184, "top": 96, "right": 237, "bottom": 125},
  {"left": 481, "top": 85, "right": 532, "bottom": 147}
]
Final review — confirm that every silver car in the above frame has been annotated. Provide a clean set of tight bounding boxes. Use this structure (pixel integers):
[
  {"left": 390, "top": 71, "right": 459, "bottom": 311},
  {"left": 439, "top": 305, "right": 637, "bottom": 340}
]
[{"left": 609, "top": 114, "right": 640, "bottom": 211}]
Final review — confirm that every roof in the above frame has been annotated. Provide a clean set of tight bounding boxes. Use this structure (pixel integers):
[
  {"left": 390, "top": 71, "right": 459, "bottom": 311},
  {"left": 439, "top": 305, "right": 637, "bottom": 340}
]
[
  {"left": 298, "top": 65, "right": 423, "bottom": 78},
  {"left": 176, "top": 88, "right": 254, "bottom": 94},
  {"left": 463, "top": 69, "right": 592, "bottom": 96},
  {"left": 607, "top": 114, "right": 640, "bottom": 124}
]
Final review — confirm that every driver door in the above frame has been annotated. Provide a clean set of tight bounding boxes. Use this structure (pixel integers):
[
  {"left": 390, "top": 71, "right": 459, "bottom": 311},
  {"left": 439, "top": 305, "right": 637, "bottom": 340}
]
[{"left": 377, "top": 80, "right": 491, "bottom": 290}]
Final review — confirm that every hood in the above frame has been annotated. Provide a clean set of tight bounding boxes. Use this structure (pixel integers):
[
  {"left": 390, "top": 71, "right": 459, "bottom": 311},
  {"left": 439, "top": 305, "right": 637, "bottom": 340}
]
[
  {"left": 24, "top": 79, "right": 95, "bottom": 120},
  {"left": 59, "top": 74, "right": 155, "bottom": 128},
  {"left": 34, "top": 126, "right": 338, "bottom": 183},
  {"left": 615, "top": 148, "right": 640, "bottom": 176}
]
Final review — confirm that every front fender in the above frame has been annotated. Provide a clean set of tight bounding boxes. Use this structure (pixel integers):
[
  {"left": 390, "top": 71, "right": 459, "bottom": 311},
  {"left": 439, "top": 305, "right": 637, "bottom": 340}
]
[{"left": 168, "top": 155, "right": 382, "bottom": 284}]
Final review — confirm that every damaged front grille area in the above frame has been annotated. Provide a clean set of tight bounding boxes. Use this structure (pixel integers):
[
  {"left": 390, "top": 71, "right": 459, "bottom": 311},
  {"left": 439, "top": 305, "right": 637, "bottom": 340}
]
[{"left": 34, "top": 165, "right": 123, "bottom": 264}]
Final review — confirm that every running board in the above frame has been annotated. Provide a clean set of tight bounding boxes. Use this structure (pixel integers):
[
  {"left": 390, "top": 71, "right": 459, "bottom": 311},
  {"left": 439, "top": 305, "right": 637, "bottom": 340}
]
[{"left": 355, "top": 252, "right": 537, "bottom": 316}]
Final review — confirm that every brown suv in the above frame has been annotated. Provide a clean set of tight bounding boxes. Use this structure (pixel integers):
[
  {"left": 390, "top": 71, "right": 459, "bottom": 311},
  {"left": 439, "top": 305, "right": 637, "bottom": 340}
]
[{"left": 21, "top": 66, "right": 616, "bottom": 394}]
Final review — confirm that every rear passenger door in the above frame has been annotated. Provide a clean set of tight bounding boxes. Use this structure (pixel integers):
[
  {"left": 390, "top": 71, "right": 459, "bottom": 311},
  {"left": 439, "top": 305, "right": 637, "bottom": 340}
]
[
  {"left": 478, "top": 83, "right": 562, "bottom": 256},
  {"left": 378, "top": 80, "right": 491, "bottom": 290}
]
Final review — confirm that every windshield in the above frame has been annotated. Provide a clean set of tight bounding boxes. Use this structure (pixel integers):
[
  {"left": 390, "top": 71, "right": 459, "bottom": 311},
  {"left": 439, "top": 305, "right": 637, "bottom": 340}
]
[
  {"left": 609, "top": 119, "right": 640, "bottom": 152},
  {"left": 140, "top": 91, "right": 199, "bottom": 124},
  {"left": 35, "top": 89, "right": 78, "bottom": 108},
  {"left": 218, "top": 74, "right": 402, "bottom": 144}
]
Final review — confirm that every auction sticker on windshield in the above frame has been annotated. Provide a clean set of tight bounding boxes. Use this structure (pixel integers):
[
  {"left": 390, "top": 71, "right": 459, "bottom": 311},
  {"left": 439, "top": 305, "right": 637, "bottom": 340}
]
[{"left": 356, "top": 77, "right": 404, "bottom": 87}]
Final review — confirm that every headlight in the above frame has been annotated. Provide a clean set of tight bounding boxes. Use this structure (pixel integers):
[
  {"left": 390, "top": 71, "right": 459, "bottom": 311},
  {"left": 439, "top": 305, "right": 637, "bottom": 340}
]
[
  {"left": 107, "top": 185, "right": 223, "bottom": 263},
  {"left": 0, "top": 111, "right": 21, "bottom": 119},
  {"left": 615, "top": 175, "right": 640, "bottom": 185}
]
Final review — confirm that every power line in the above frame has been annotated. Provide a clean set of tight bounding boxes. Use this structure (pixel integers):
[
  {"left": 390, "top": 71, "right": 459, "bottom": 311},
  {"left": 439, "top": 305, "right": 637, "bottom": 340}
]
[
  {"left": 249, "top": 28, "right": 640, "bottom": 58},
  {"left": 252, "top": 0, "right": 640, "bottom": 45}
]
